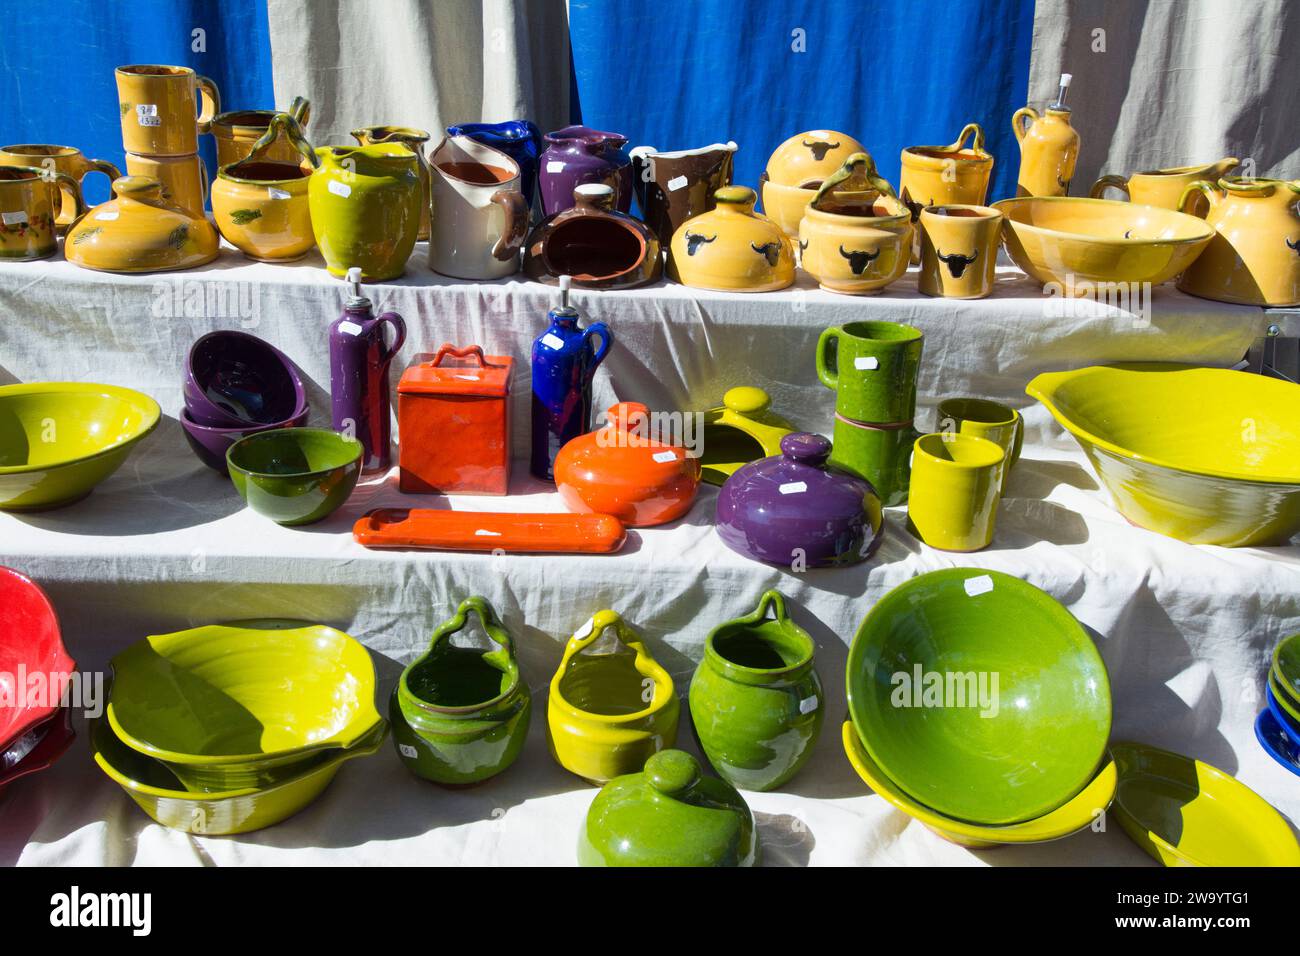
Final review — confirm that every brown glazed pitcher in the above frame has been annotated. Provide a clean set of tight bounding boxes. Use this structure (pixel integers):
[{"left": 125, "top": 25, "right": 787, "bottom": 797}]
[{"left": 629, "top": 141, "right": 737, "bottom": 246}]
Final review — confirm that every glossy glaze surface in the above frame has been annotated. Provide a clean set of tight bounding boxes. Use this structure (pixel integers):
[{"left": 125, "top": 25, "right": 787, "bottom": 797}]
[
  {"left": 1012, "top": 106, "right": 1077, "bottom": 197},
  {"left": 629, "top": 141, "right": 737, "bottom": 246},
  {"left": 427, "top": 135, "right": 528, "bottom": 280},
  {"left": 523, "top": 183, "right": 661, "bottom": 289},
  {"left": 0, "top": 706, "right": 75, "bottom": 791},
  {"left": 1088, "top": 158, "right": 1238, "bottom": 212},
  {"left": 310, "top": 143, "right": 420, "bottom": 280},
  {"left": 1027, "top": 364, "right": 1300, "bottom": 546},
  {"left": 0, "top": 382, "right": 160, "bottom": 511},
  {"left": 906, "top": 433, "right": 1004, "bottom": 552},
  {"left": 846, "top": 569, "right": 1111, "bottom": 825},
  {"left": 764, "top": 129, "right": 867, "bottom": 189},
  {"left": 350, "top": 126, "right": 431, "bottom": 240},
  {"left": 1272, "top": 633, "right": 1300, "bottom": 703},
  {"left": 329, "top": 287, "right": 405, "bottom": 474},
  {"left": 125, "top": 151, "right": 208, "bottom": 217},
  {"left": 213, "top": 153, "right": 314, "bottom": 261},
  {"left": 759, "top": 180, "right": 818, "bottom": 237},
  {"left": 699, "top": 386, "right": 795, "bottom": 485},
  {"left": 0, "top": 147, "right": 106, "bottom": 233},
  {"left": 446, "top": 120, "right": 543, "bottom": 208},
  {"left": 1111, "top": 741, "right": 1300, "bottom": 867},
  {"left": 538, "top": 125, "right": 632, "bottom": 216},
  {"left": 0, "top": 166, "right": 76, "bottom": 260},
  {"left": 354, "top": 508, "right": 626, "bottom": 553},
  {"left": 184, "top": 328, "right": 308, "bottom": 428},
  {"left": 935, "top": 397, "right": 1023, "bottom": 494},
  {"left": 667, "top": 186, "right": 794, "bottom": 292},
  {"left": 114, "top": 64, "right": 219, "bottom": 156},
  {"left": 899, "top": 123, "right": 994, "bottom": 222},
  {"left": 181, "top": 407, "right": 308, "bottom": 474},
  {"left": 0, "top": 567, "right": 74, "bottom": 749},
  {"left": 918, "top": 205, "right": 1002, "bottom": 298},
  {"left": 578, "top": 750, "right": 757, "bottom": 866},
  {"left": 211, "top": 97, "right": 311, "bottom": 167},
  {"left": 227, "top": 427, "right": 363, "bottom": 525},
  {"left": 800, "top": 199, "right": 912, "bottom": 295},
  {"left": 1255, "top": 708, "right": 1300, "bottom": 778},
  {"left": 827, "top": 415, "right": 916, "bottom": 507},
  {"left": 64, "top": 176, "right": 219, "bottom": 273},
  {"left": 816, "top": 319, "right": 923, "bottom": 424},
  {"left": 547, "top": 610, "right": 679, "bottom": 784},
  {"left": 1268, "top": 673, "right": 1300, "bottom": 727},
  {"left": 689, "top": 590, "right": 822, "bottom": 791}
]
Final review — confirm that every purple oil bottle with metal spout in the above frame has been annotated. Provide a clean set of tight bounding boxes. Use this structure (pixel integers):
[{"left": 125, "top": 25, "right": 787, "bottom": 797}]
[{"left": 330, "top": 267, "right": 407, "bottom": 473}]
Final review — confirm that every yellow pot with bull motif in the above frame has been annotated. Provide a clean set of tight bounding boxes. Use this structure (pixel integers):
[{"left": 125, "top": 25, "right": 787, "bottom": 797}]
[
  {"left": 760, "top": 129, "right": 866, "bottom": 235},
  {"left": 899, "top": 123, "right": 994, "bottom": 220},
  {"left": 668, "top": 185, "right": 794, "bottom": 292}
]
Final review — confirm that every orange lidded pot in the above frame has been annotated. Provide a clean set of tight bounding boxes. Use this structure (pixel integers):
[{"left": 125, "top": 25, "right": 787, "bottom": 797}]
[
  {"left": 553, "top": 401, "right": 701, "bottom": 527},
  {"left": 398, "top": 344, "right": 513, "bottom": 495}
]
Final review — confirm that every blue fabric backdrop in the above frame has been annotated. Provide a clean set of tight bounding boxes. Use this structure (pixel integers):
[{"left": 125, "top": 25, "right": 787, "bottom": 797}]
[
  {"left": 0, "top": 0, "right": 273, "bottom": 204},
  {"left": 568, "top": 0, "right": 1034, "bottom": 204}
]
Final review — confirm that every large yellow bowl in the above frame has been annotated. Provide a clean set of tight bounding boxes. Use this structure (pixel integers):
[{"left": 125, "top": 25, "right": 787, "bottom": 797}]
[
  {"left": 1027, "top": 364, "right": 1300, "bottom": 546},
  {"left": 841, "top": 723, "right": 1116, "bottom": 848},
  {"left": 993, "top": 196, "right": 1213, "bottom": 288}
]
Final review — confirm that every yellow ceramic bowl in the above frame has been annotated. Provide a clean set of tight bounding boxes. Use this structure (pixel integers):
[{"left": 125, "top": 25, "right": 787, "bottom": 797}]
[
  {"left": 1027, "top": 364, "right": 1300, "bottom": 547},
  {"left": 760, "top": 179, "right": 817, "bottom": 237},
  {"left": 993, "top": 196, "right": 1213, "bottom": 288},
  {"left": 841, "top": 723, "right": 1116, "bottom": 848},
  {"left": 798, "top": 197, "right": 912, "bottom": 295},
  {"left": 212, "top": 159, "right": 314, "bottom": 261}
]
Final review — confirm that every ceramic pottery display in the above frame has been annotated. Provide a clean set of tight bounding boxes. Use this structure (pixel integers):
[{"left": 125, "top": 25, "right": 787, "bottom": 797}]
[
  {"left": 392, "top": 597, "right": 531, "bottom": 785},
  {"left": 715, "top": 433, "right": 884, "bottom": 568},
  {"left": 226, "top": 427, "right": 363, "bottom": 526},
  {"left": 667, "top": 185, "right": 794, "bottom": 292},
  {"left": 1026, "top": 364, "right": 1300, "bottom": 546},
  {"left": 760, "top": 128, "right": 867, "bottom": 235},
  {"left": 0, "top": 382, "right": 160, "bottom": 511},
  {"left": 906, "top": 433, "right": 1005, "bottom": 552},
  {"left": 799, "top": 153, "right": 911, "bottom": 295},
  {"left": 578, "top": 750, "right": 757, "bottom": 866},
  {"left": 918, "top": 205, "right": 1002, "bottom": 299},
  {"left": 689, "top": 590, "right": 822, "bottom": 791},
  {"left": 629, "top": 141, "right": 737, "bottom": 246},
  {"left": 699, "top": 386, "right": 796, "bottom": 485},
  {"left": 1, "top": 705, "right": 75, "bottom": 792},
  {"left": 184, "top": 329, "right": 308, "bottom": 428},
  {"left": 351, "top": 125, "right": 432, "bottom": 240},
  {"left": 842, "top": 723, "right": 1118, "bottom": 848},
  {"left": 547, "top": 610, "right": 679, "bottom": 784},
  {"left": 114, "top": 64, "right": 220, "bottom": 156},
  {"left": 310, "top": 141, "right": 421, "bottom": 281},
  {"left": 816, "top": 320, "right": 923, "bottom": 424},
  {"left": 1089, "top": 157, "right": 1238, "bottom": 213},
  {"left": 92, "top": 717, "right": 386, "bottom": 835},
  {"left": 353, "top": 508, "right": 627, "bottom": 554},
  {"left": 64, "top": 176, "right": 219, "bottom": 273},
  {"left": 523, "top": 183, "right": 662, "bottom": 289},
  {"left": 397, "top": 344, "right": 513, "bottom": 495},
  {"left": 181, "top": 407, "right": 308, "bottom": 474},
  {"left": 427, "top": 135, "right": 529, "bottom": 280},
  {"left": 0, "top": 166, "right": 83, "bottom": 259},
  {"left": 1255, "top": 708, "right": 1300, "bottom": 778},
  {"left": 446, "top": 120, "right": 543, "bottom": 208},
  {"left": 106, "top": 619, "right": 384, "bottom": 792},
  {"left": 0, "top": 145, "right": 118, "bottom": 232},
  {"left": 330, "top": 268, "right": 406, "bottom": 473},
  {"left": 899, "top": 123, "right": 994, "bottom": 222},
  {"left": 211, "top": 95, "right": 311, "bottom": 167},
  {"left": 935, "top": 397, "right": 1023, "bottom": 494},
  {"left": 1273, "top": 633, "right": 1300, "bottom": 703},
  {"left": 829, "top": 415, "right": 917, "bottom": 507},
  {"left": 1176, "top": 177, "right": 1300, "bottom": 306},
  {"left": 0, "top": 568, "right": 75, "bottom": 751},
  {"left": 124, "top": 151, "right": 208, "bottom": 217},
  {"left": 1012, "top": 74, "right": 1079, "bottom": 197},
  {"left": 212, "top": 112, "right": 317, "bottom": 261},
  {"left": 553, "top": 401, "right": 701, "bottom": 527},
  {"left": 1111, "top": 742, "right": 1300, "bottom": 866},
  {"left": 530, "top": 277, "right": 613, "bottom": 480},
  {"left": 538, "top": 125, "right": 633, "bottom": 216},
  {"left": 846, "top": 569, "right": 1112, "bottom": 826},
  {"left": 993, "top": 196, "right": 1214, "bottom": 288}
]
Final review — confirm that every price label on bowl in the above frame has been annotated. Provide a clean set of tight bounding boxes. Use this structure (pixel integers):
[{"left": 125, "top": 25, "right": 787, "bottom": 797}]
[
  {"left": 474, "top": 529, "right": 502, "bottom": 537},
  {"left": 799, "top": 695, "right": 819, "bottom": 715},
  {"left": 546, "top": 161, "right": 566, "bottom": 173},
  {"left": 779, "top": 481, "right": 808, "bottom": 495},
  {"left": 652, "top": 451, "right": 678, "bottom": 464},
  {"left": 667, "top": 174, "right": 689, "bottom": 192},
  {"left": 541, "top": 333, "right": 565, "bottom": 351},
  {"left": 94, "top": 211, "right": 119, "bottom": 221},
  {"left": 963, "top": 574, "right": 994, "bottom": 597},
  {"left": 398, "top": 744, "right": 418, "bottom": 759},
  {"left": 853, "top": 357, "right": 880, "bottom": 371},
  {"left": 267, "top": 187, "right": 291, "bottom": 200},
  {"left": 338, "top": 321, "right": 363, "bottom": 337},
  {"left": 328, "top": 179, "right": 352, "bottom": 198}
]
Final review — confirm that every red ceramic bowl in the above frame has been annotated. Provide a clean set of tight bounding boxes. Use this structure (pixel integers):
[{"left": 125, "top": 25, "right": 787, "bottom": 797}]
[
  {"left": 0, "top": 706, "right": 75, "bottom": 790},
  {"left": 0, "top": 567, "right": 75, "bottom": 751}
]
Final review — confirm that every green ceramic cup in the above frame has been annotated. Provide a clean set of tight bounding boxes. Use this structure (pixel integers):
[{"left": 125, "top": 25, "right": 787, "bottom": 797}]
[
  {"left": 227, "top": 427, "right": 363, "bottom": 526},
  {"left": 392, "top": 596, "right": 531, "bottom": 786},
  {"left": 935, "top": 397, "right": 1024, "bottom": 495},
  {"left": 816, "top": 320, "right": 924, "bottom": 423},
  {"left": 689, "top": 590, "right": 823, "bottom": 792},
  {"left": 828, "top": 414, "right": 917, "bottom": 506}
]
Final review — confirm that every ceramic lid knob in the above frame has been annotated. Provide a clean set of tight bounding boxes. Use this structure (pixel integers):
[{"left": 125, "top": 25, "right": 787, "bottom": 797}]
[
  {"left": 714, "top": 185, "right": 757, "bottom": 210},
  {"left": 723, "top": 386, "right": 771, "bottom": 415},
  {"left": 113, "top": 176, "right": 163, "bottom": 200},
  {"left": 781, "top": 432, "right": 831, "bottom": 466},
  {"left": 607, "top": 401, "right": 650, "bottom": 430},
  {"left": 645, "top": 750, "right": 701, "bottom": 797}
]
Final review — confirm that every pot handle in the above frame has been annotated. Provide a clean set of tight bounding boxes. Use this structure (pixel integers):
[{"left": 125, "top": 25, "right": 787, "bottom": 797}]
[
  {"left": 377, "top": 311, "right": 407, "bottom": 366},
  {"left": 431, "top": 596, "right": 516, "bottom": 659},
  {"left": 248, "top": 112, "right": 318, "bottom": 169},
  {"left": 944, "top": 122, "right": 986, "bottom": 155},
  {"left": 195, "top": 75, "right": 221, "bottom": 134},
  {"left": 1177, "top": 179, "right": 1220, "bottom": 218},
  {"left": 815, "top": 326, "right": 842, "bottom": 391},
  {"left": 747, "top": 589, "right": 790, "bottom": 625},
  {"left": 1088, "top": 175, "right": 1129, "bottom": 200},
  {"left": 46, "top": 170, "right": 86, "bottom": 225},
  {"left": 490, "top": 189, "right": 529, "bottom": 261},
  {"left": 288, "top": 95, "right": 311, "bottom": 129},
  {"left": 561, "top": 610, "right": 644, "bottom": 660},
  {"left": 583, "top": 322, "right": 614, "bottom": 375},
  {"left": 1011, "top": 107, "right": 1037, "bottom": 144},
  {"left": 429, "top": 343, "right": 487, "bottom": 368}
]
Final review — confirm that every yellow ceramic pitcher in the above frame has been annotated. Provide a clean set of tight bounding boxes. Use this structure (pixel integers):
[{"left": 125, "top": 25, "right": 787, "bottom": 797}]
[
  {"left": 1013, "top": 74, "right": 1079, "bottom": 197},
  {"left": 1176, "top": 177, "right": 1300, "bottom": 307},
  {"left": 1089, "top": 158, "right": 1239, "bottom": 214}
]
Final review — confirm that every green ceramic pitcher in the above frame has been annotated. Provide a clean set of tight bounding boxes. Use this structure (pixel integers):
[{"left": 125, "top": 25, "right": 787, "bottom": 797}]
[
  {"left": 815, "top": 319, "right": 924, "bottom": 424},
  {"left": 392, "top": 596, "right": 531, "bottom": 786},
  {"left": 688, "top": 590, "right": 823, "bottom": 791}
]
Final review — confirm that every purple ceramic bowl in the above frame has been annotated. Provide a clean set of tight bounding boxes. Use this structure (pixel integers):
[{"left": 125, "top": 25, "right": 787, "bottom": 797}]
[
  {"left": 184, "top": 330, "right": 308, "bottom": 428},
  {"left": 716, "top": 433, "right": 885, "bottom": 568},
  {"left": 181, "top": 406, "right": 309, "bottom": 474}
]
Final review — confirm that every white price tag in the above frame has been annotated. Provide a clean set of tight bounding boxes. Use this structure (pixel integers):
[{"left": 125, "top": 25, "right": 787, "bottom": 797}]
[
  {"left": 546, "top": 161, "right": 566, "bottom": 173},
  {"left": 667, "top": 174, "right": 689, "bottom": 191},
  {"left": 541, "top": 332, "right": 565, "bottom": 350},
  {"left": 398, "top": 744, "right": 418, "bottom": 759},
  {"left": 136, "top": 104, "right": 161, "bottom": 126},
  {"left": 1, "top": 211, "right": 28, "bottom": 225},
  {"left": 964, "top": 575, "right": 994, "bottom": 597},
  {"left": 338, "top": 320, "right": 363, "bottom": 337},
  {"left": 328, "top": 179, "right": 352, "bottom": 198},
  {"left": 474, "top": 529, "right": 502, "bottom": 537},
  {"left": 799, "top": 695, "right": 819, "bottom": 715},
  {"left": 853, "top": 357, "right": 880, "bottom": 371},
  {"left": 779, "top": 481, "right": 808, "bottom": 495},
  {"left": 267, "top": 187, "right": 291, "bottom": 200},
  {"left": 652, "top": 451, "right": 678, "bottom": 464},
  {"left": 575, "top": 617, "right": 595, "bottom": 639},
  {"left": 94, "top": 211, "right": 119, "bottom": 221}
]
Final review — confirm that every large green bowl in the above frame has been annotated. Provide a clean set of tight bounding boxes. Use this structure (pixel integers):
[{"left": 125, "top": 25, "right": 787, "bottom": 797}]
[
  {"left": 1271, "top": 633, "right": 1300, "bottom": 706},
  {"left": 846, "top": 569, "right": 1111, "bottom": 825},
  {"left": 106, "top": 618, "right": 384, "bottom": 792},
  {"left": 92, "top": 717, "right": 387, "bottom": 835},
  {"left": 0, "top": 382, "right": 160, "bottom": 510},
  {"left": 227, "top": 427, "right": 362, "bottom": 526}
]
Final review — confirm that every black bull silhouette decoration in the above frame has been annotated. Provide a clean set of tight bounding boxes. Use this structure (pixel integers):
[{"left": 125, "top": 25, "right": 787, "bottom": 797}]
[
  {"left": 751, "top": 242, "right": 783, "bottom": 266},
  {"left": 1288, "top": 236, "right": 1299, "bottom": 255},
  {"left": 685, "top": 232, "right": 716, "bottom": 255},
  {"left": 937, "top": 248, "right": 979, "bottom": 278},
  {"left": 839, "top": 245, "right": 880, "bottom": 275},
  {"left": 803, "top": 139, "right": 839, "bottom": 161}
]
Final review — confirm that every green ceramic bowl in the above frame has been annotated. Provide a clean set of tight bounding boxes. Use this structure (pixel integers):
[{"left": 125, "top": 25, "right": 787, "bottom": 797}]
[
  {"left": 846, "top": 568, "right": 1111, "bottom": 825},
  {"left": 0, "top": 382, "right": 160, "bottom": 510},
  {"left": 227, "top": 427, "right": 362, "bottom": 526},
  {"left": 106, "top": 618, "right": 384, "bottom": 792},
  {"left": 1271, "top": 633, "right": 1300, "bottom": 706},
  {"left": 92, "top": 717, "right": 387, "bottom": 835}
]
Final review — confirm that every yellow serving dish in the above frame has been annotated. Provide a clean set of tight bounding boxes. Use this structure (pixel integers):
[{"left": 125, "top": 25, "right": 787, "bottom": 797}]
[
  {"left": 1027, "top": 364, "right": 1300, "bottom": 547},
  {"left": 993, "top": 196, "right": 1213, "bottom": 289}
]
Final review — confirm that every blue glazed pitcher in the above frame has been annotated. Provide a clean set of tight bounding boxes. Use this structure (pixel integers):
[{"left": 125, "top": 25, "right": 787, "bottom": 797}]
[
  {"left": 446, "top": 119, "right": 543, "bottom": 209},
  {"left": 530, "top": 276, "right": 613, "bottom": 480}
]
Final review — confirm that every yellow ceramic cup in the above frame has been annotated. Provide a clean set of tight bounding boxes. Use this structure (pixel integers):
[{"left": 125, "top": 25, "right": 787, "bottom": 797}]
[
  {"left": 935, "top": 397, "right": 1023, "bottom": 494},
  {"left": 0, "top": 166, "right": 84, "bottom": 260},
  {"left": 907, "top": 432, "right": 1004, "bottom": 552},
  {"left": 0, "top": 145, "right": 120, "bottom": 231},
  {"left": 115, "top": 64, "right": 220, "bottom": 156},
  {"left": 918, "top": 205, "right": 1002, "bottom": 299},
  {"left": 125, "top": 152, "right": 208, "bottom": 216}
]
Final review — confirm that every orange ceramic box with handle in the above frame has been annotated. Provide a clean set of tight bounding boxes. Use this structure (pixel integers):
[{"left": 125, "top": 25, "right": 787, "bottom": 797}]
[{"left": 398, "top": 344, "right": 512, "bottom": 495}]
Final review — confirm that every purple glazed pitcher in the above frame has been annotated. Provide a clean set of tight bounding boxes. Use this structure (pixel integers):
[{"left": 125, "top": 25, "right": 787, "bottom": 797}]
[
  {"left": 538, "top": 125, "right": 633, "bottom": 217},
  {"left": 330, "top": 267, "right": 407, "bottom": 473}
]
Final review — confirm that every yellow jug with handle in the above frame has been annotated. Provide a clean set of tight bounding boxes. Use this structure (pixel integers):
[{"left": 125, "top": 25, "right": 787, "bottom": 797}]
[
  {"left": 1089, "top": 158, "right": 1238, "bottom": 214},
  {"left": 1013, "top": 74, "right": 1080, "bottom": 197}
]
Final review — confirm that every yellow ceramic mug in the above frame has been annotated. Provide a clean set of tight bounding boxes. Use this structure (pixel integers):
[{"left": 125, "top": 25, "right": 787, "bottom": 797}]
[
  {"left": 935, "top": 397, "right": 1023, "bottom": 494},
  {"left": 1089, "top": 158, "right": 1238, "bottom": 215},
  {"left": 0, "top": 145, "right": 120, "bottom": 231},
  {"left": 918, "top": 205, "right": 1002, "bottom": 298},
  {"left": 907, "top": 432, "right": 1004, "bottom": 552},
  {"left": 125, "top": 152, "right": 208, "bottom": 216},
  {"left": 115, "top": 64, "right": 220, "bottom": 156},
  {"left": 0, "top": 166, "right": 84, "bottom": 260}
]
